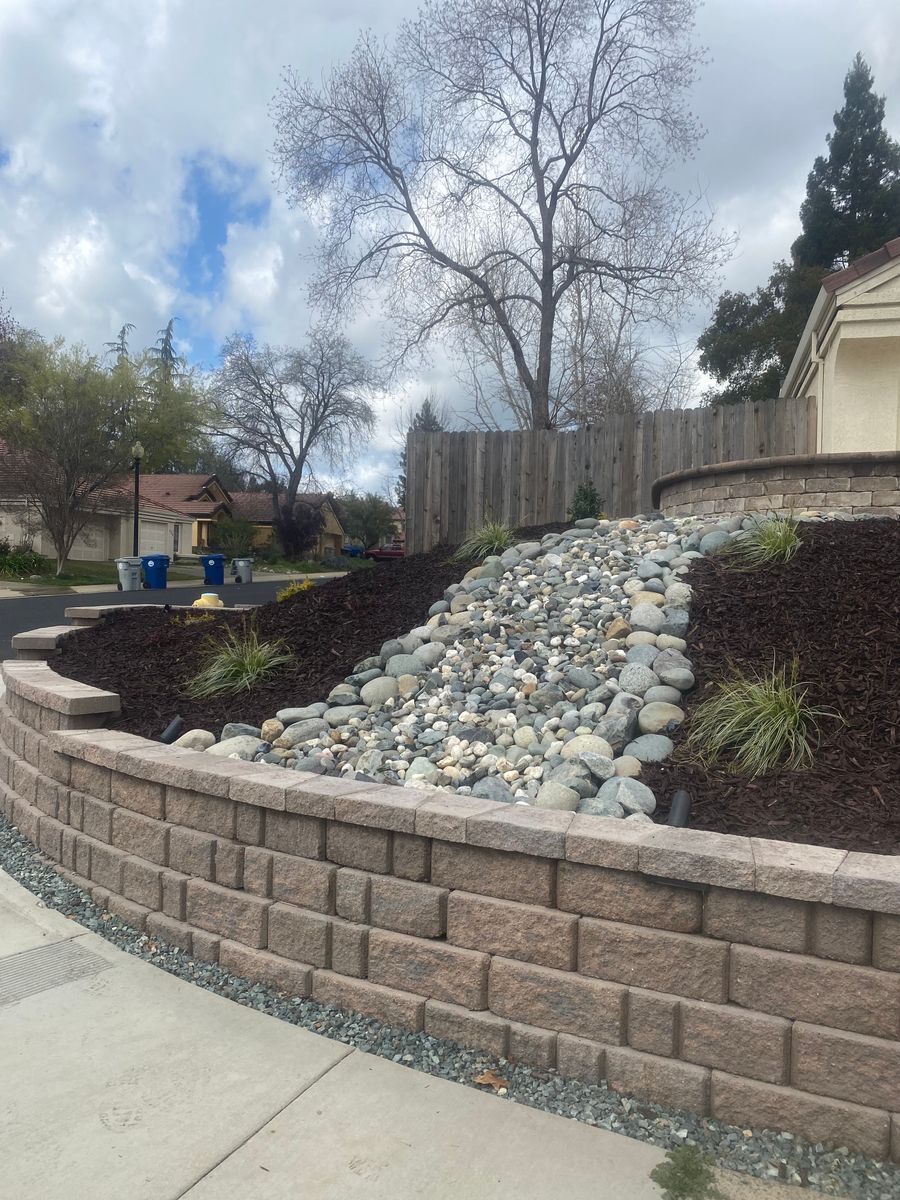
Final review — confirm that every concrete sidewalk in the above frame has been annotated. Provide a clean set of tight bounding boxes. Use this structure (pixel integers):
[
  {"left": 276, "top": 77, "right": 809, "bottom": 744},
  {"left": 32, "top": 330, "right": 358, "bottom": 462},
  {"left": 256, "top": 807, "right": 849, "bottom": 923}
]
[{"left": 0, "top": 871, "right": 816, "bottom": 1200}]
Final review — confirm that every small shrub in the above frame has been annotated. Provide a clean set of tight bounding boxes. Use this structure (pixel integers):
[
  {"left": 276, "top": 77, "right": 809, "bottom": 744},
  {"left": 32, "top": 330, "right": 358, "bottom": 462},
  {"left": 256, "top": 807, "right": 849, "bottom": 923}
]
[
  {"left": 686, "top": 658, "right": 838, "bottom": 777},
  {"left": 569, "top": 481, "right": 603, "bottom": 522},
  {"left": 170, "top": 611, "right": 215, "bottom": 627},
  {"left": 185, "top": 625, "right": 293, "bottom": 699},
  {"left": 650, "top": 1146, "right": 724, "bottom": 1200},
  {"left": 718, "top": 514, "right": 801, "bottom": 569},
  {"left": 0, "top": 545, "right": 49, "bottom": 577},
  {"left": 209, "top": 517, "right": 258, "bottom": 559},
  {"left": 276, "top": 579, "right": 314, "bottom": 602},
  {"left": 454, "top": 519, "right": 517, "bottom": 561}
]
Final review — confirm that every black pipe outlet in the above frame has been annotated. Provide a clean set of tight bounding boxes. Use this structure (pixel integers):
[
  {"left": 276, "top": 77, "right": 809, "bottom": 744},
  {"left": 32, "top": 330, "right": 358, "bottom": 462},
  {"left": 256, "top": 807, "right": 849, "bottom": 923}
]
[
  {"left": 159, "top": 716, "right": 185, "bottom": 744},
  {"left": 667, "top": 788, "right": 693, "bottom": 828}
]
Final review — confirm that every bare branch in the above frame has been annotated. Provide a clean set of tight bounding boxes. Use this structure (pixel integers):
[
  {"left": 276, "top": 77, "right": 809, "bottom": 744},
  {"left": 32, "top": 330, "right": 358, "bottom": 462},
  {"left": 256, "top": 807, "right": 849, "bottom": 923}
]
[{"left": 272, "top": 0, "right": 731, "bottom": 428}]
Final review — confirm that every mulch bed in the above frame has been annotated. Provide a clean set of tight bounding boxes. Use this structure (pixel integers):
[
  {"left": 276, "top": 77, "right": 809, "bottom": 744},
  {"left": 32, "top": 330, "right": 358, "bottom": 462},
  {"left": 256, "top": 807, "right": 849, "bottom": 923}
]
[
  {"left": 56, "top": 546, "right": 480, "bottom": 739},
  {"left": 644, "top": 518, "right": 900, "bottom": 854}
]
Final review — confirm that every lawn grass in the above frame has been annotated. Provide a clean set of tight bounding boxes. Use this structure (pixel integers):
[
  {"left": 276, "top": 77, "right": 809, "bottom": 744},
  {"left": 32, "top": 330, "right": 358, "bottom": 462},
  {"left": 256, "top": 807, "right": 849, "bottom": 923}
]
[
  {"left": 254, "top": 556, "right": 373, "bottom": 575},
  {"left": 0, "top": 559, "right": 201, "bottom": 588}
]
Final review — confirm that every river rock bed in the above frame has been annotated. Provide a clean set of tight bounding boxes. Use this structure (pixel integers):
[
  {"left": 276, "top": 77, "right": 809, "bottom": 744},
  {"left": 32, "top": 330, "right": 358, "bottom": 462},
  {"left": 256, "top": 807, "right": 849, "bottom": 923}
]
[{"left": 180, "top": 514, "right": 726, "bottom": 819}]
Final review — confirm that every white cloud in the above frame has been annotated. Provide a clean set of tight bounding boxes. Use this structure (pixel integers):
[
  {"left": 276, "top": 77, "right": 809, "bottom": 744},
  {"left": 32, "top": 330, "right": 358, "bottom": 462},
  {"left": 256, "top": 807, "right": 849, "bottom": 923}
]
[{"left": 0, "top": 0, "right": 898, "bottom": 460}]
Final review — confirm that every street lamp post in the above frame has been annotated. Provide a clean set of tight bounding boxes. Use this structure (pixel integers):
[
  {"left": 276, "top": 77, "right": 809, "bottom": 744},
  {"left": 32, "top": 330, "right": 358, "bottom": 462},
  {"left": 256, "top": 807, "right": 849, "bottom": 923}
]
[{"left": 131, "top": 442, "right": 144, "bottom": 557}]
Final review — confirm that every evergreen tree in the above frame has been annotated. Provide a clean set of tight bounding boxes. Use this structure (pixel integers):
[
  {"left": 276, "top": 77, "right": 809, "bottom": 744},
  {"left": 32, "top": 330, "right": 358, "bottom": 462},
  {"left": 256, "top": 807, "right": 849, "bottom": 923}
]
[
  {"left": 148, "top": 317, "right": 181, "bottom": 384},
  {"left": 793, "top": 54, "right": 900, "bottom": 269},
  {"left": 699, "top": 55, "right": 900, "bottom": 405},
  {"left": 395, "top": 394, "right": 448, "bottom": 508}
]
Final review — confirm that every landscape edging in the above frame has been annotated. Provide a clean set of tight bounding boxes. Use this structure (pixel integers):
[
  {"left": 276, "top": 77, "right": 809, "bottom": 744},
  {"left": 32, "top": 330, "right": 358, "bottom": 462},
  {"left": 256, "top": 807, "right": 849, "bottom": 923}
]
[{"left": 2, "top": 648, "right": 899, "bottom": 1161}]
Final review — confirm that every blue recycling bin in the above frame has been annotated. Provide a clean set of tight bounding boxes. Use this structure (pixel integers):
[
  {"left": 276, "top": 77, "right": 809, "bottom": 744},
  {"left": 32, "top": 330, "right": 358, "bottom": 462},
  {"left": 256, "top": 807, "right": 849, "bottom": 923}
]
[
  {"left": 201, "top": 553, "right": 226, "bottom": 585},
  {"left": 141, "top": 554, "right": 170, "bottom": 589}
]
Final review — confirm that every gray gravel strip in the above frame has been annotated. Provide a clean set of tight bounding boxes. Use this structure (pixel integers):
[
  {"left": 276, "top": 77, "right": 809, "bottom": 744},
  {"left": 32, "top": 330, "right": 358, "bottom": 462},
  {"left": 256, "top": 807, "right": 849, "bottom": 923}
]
[{"left": 1, "top": 811, "right": 895, "bottom": 1199}]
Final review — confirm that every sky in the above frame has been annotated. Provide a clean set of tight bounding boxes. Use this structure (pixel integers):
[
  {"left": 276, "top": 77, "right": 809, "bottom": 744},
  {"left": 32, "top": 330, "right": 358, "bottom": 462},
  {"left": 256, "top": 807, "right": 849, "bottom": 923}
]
[{"left": 1, "top": 0, "right": 899, "bottom": 495}]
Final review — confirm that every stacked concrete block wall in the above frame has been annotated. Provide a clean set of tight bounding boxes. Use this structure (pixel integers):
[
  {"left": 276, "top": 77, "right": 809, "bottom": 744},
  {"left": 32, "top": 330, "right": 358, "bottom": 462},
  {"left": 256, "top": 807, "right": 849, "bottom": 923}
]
[
  {"left": 653, "top": 452, "right": 900, "bottom": 518},
  {"left": 1, "top": 655, "right": 899, "bottom": 1162}
]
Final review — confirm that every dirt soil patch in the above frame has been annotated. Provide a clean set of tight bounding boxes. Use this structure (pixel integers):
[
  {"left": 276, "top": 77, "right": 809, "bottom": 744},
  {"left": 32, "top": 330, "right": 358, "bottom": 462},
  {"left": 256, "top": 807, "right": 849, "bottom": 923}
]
[
  {"left": 644, "top": 518, "right": 900, "bottom": 854},
  {"left": 56, "top": 546, "right": 479, "bottom": 739}
]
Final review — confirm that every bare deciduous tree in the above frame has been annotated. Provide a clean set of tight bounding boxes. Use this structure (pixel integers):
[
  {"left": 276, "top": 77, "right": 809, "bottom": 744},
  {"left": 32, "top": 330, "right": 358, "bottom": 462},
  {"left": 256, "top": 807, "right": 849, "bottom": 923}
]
[
  {"left": 209, "top": 329, "right": 376, "bottom": 557},
  {"left": 272, "top": 0, "right": 729, "bottom": 430},
  {"left": 458, "top": 267, "right": 697, "bottom": 428}
]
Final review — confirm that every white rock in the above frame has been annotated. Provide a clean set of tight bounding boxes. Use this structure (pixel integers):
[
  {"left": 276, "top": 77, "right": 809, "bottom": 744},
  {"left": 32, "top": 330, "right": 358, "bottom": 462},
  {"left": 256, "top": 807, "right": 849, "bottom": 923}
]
[{"left": 174, "top": 729, "right": 216, "bottom": 751}]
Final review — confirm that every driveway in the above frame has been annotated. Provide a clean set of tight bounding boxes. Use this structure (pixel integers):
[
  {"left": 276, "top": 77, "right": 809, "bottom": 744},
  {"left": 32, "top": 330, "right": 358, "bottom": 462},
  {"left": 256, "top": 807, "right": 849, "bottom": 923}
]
[{"left": 0, "top": 579, "right": 301, "bottom": 658}]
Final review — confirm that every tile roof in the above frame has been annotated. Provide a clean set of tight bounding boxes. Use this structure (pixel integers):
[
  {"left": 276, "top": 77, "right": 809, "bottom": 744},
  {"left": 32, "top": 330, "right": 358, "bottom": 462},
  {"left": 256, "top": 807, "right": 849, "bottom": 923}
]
[
  {"left": 138, "top": 473, "right": 228, "bottom": 512},
  {"left": 822, "top": 235, "right": 900, "bottom": 293},
  {"left": 230, "top": 491, "right": 332, "bottom": 523}
]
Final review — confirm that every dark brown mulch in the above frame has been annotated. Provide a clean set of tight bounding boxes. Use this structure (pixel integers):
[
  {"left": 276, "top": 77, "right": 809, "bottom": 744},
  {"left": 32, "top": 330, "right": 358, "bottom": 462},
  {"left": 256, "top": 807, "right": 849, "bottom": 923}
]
[
  {"left": 56, "top": 547, "right": 478, "bottom": 740},
  {"left": 643, "top": 518, "right": 900, "bottom": 854}
]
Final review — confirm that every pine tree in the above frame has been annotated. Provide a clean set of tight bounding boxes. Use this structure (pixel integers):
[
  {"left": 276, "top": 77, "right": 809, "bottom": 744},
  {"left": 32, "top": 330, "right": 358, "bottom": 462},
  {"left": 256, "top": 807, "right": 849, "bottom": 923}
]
[
  {"left": 395, "top": 395, "right": 448, "bottom": 508},
  {"left": 699, "top": 55, "right": 900, "bottom": 405},
  {"left": 793, "top": 54, "right": 900, "bottom": 269}
]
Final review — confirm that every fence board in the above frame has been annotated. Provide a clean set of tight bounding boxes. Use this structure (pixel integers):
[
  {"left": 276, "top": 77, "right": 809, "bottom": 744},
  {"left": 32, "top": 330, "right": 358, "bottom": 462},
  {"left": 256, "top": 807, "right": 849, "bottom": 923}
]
[{"left": 406, "top": 397, "right": 817, "bottom": 552}]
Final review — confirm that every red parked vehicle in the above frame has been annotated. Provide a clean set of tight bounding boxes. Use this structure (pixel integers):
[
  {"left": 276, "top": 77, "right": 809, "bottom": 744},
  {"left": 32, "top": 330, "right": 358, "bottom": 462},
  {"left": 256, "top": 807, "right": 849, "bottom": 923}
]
[{"left": 364, "top": 540, "right": 405, "bottom": 561}]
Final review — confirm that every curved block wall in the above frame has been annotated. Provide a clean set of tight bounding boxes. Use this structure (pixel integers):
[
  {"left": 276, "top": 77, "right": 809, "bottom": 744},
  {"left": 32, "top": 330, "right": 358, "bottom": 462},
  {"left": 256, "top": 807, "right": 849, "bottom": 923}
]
[
  {"left": 653, "top": 452, "right": 900, "bottom": 518},
  {"left": 1, "top": 651, "right": 899, "bottom": 1162}
]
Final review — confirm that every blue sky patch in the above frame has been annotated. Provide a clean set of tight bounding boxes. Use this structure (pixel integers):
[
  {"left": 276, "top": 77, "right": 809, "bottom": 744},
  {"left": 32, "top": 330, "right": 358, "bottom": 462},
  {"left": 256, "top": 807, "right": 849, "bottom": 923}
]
[
  {"left": 177, "top": 158, "right": 269, "bottom": 297},
  {"left": 0, "top": 147, "right": 9, "bottom": 168}
]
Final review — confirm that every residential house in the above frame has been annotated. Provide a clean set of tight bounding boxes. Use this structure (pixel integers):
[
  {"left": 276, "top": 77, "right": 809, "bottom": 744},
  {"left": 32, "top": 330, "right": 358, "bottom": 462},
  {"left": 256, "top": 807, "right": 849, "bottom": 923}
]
[
  {"left": 230, "top": 491, "right": 346, "bottom": 558},
  {"left": 782, "top": 235, "right": 900, "bottom": 452},
  {"left": 0, "top": 454, "right": 192, "bottom": 562},
  {"left": 138, "top": 474, "right": 232, "bottom": 551}
]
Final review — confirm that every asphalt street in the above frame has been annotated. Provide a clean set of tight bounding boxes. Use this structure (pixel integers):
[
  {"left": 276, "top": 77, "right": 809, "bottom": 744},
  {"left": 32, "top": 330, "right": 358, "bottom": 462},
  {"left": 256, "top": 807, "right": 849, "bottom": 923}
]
[{"left": 0, "top": 579, "right": 291, "bottom": 657}]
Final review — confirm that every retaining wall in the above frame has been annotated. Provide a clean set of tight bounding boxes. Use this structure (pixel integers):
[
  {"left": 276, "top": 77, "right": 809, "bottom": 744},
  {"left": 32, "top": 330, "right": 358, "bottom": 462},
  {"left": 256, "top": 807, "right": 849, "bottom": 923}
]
[
  {"left": 1, "top": 652, "right": 899, "bottom": 1162},
  {"left": 653, "top": 452, "right": 900, "bottom": 518}
]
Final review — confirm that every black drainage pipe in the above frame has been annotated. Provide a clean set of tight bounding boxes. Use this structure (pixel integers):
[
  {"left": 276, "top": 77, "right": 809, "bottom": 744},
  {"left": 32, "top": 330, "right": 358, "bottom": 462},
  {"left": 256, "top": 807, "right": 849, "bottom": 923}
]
[
  {"left": 159, "top": 716, "right": 185, "bottom": 744},
  {"left": 667, "top": 788, "right": 692, "bottom": 828}
]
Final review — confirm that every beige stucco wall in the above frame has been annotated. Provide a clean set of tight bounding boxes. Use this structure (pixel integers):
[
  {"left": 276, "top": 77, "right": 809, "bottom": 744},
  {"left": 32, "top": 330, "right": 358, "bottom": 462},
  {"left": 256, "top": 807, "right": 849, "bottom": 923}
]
[
  {"left": 817, "top": 268, "right": 900, "bottom": 453},
  {"left": 820, "top": 333, "right": 900, "bottom": 452},
  {"left": 786, "top": 261, "right": 900, "bottom": 454}
]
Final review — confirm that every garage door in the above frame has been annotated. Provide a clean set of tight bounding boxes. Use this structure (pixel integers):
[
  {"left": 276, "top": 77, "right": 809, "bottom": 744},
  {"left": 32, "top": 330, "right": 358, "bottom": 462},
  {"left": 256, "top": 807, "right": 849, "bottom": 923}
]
[
  {"left": 140, "top": 520, "right": 168, "bottom": 555},
  {"left": 70, "top": 522, "right": 107, "bottom": 562}
]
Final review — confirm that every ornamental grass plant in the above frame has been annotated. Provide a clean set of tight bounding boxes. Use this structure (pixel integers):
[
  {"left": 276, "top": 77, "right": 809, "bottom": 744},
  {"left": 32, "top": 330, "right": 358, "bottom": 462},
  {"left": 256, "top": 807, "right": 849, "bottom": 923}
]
[
  {"left": 454, "top": 519, "right": 517, "bottom": 561},
  {"left": 718, "top": 514, "right": 801, "bottom": 570},
  {"left": 685, "top": 658, "right": 837, "bottom": 776},
  {"left": 186, "top": 625, "right": 293, "bottom": 699}
]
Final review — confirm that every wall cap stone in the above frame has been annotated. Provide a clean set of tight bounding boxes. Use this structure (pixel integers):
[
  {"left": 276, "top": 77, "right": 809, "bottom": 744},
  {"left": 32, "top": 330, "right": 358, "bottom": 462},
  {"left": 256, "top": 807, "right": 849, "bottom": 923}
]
[
  {"left": 8, "top": 635, "right": 900, "bottom": 918},
  {"left": 651, "top": 451, "right": 900, "bottom": 509}
]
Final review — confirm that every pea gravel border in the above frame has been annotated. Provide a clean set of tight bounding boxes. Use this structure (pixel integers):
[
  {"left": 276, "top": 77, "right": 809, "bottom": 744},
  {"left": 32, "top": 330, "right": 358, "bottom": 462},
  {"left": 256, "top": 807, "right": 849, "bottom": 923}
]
[{"left": 1, "top": 811, "right": 896, "bottom": 1200}]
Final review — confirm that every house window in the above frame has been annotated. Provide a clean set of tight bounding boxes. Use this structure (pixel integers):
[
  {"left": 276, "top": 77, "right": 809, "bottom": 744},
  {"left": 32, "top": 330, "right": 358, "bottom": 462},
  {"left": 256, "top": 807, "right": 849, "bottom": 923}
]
[{"left": 173, "top": 525, "right": 181, "bottom": 553}]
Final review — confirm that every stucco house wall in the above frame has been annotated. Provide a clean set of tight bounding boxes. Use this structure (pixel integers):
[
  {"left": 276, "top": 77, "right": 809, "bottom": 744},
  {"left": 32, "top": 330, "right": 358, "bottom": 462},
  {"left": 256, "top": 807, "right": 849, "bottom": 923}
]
[
  {"left": 0, "top": 500, "right": 192, "bottom": 563},
  {"left": 782, "top": 237, "right": 900, "bottom": 453}
]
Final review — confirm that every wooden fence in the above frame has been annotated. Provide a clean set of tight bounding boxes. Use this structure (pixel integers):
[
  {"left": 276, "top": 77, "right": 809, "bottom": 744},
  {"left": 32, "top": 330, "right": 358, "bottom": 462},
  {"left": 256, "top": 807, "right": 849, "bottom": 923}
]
[{"left": 404, "top": 396, "right": 817, "bottom": 553}]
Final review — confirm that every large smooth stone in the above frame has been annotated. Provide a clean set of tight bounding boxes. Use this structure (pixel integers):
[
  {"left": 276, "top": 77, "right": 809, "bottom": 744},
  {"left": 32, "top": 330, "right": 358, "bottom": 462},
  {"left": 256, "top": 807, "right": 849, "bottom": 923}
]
[
  {"left": 560, "top": 734, "right": 614, "bottom": 761},
  {"left": 617, "top": 664, "right": 660, "bottom": 696},
  {"left": 637, "top": 702, "right": 685, "bottom": 735},
  {"left": 324, "top": 705, "right": 369, "bottom": 727},
  {"left": 385, "top": 654, "right": 424, "bottom": 678},
  {"left": 221, "top": 722, "right": 262, "bottom": 740},
  {"left": 535, "top": 780, "right": 581, "bottom": 811},
  {"left": 596, "top": 776, "right": 657, "bottom": 815},
  {"left": 276, "top": 703, "right": 328, "bottom": 723},
  {"left": 275, "top": 718, "right": 328, "bottom": 747},
  {"left": 173, "top": 729, "right": 215, "bottom": 751},
  {"left": 471, "top": 776, "right": 515, "bottom": 803},
  {"left": 360, "top": 676, "right": 400, "bottom": 706},
  {"left": 206, "top": 735, "right": 264, "bottom": 760},
  {"left": 630, "top": 604, "right": 664, "bottom": 634},
  {"left": 623, "top": 734, "right": 675, "bottom": 763}
]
